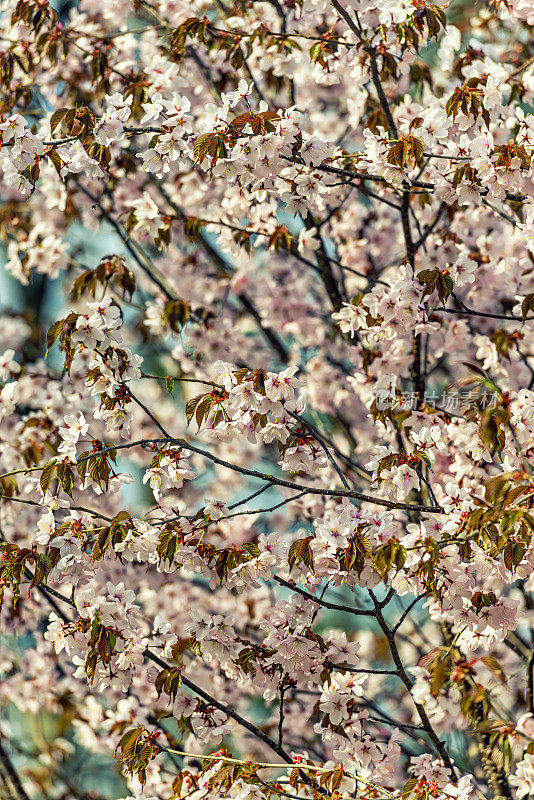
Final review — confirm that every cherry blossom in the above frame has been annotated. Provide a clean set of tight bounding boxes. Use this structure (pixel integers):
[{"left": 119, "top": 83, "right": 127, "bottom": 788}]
[{"left": 1, "top": 0, "right": 534, "bottom": 798}]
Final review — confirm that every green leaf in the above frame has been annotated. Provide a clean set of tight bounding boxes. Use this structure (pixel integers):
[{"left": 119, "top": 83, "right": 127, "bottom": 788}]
[
  {"left": 56, "top": 462, "right": 74, "bottom": 497},
  {"left": 480, "top": 656, "right": 506, "bottom": 684},
  {"left": 40, "top": 460, "right": 57, "bottom": 495},
  {"left": 522, "top": 294, "right": 534, "bottom": 322},
  {"left": 402, "top": 778, "right": 418, "bottom": 800},
  {"left": 50, "top": 107, "right": 68, "bottom": 132},
  {"left": 185, "top": 393, "right": 205, "bottom": 426},
  {"left": 45, "top": 319, "right": 63, "bottom": 357}
]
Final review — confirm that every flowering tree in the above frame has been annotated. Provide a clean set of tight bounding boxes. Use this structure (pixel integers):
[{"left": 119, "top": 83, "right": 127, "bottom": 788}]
[{"left": 2, "top": 0, "right": 534, "bottom": 799}]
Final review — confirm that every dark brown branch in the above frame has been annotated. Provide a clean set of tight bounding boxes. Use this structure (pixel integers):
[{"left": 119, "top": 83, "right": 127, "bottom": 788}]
[
  {"left": 370, "top": 593, "right": 457, "bottom": 779},
  {"left": 125, "top": 389, "right": 445, "bottom": 513},
  {"left": 274, "top": 576, "right": 376, "bottom": 616},
  {"left": 0, "top": 740, "right": 31, "bottom": 800}
]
